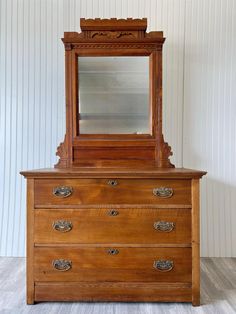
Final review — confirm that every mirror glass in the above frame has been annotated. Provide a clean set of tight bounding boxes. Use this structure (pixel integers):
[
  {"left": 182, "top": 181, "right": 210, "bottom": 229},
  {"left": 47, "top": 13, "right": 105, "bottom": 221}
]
[{"left": 78, "top": 56, "right": 150, "bottom": 134}]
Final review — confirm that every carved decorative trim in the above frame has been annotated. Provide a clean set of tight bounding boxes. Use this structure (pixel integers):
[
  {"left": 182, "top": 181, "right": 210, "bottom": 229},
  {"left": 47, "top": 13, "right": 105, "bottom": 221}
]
[
  {"left": 156, "top": 135, "right": 175, "bottom": 168},
  {"left": 64, "top": 43, "right": 72, "bottom": 51},
  {"left": 62, "top": 18, "right": 164, "bottom": 43},
  {"left": 161, "top": 141, "right": 174, "bottom": 168},
  {"left": 71, "top": 43, "right": 161, "bottom": 51},
  {"left": 80, "top": 18, "right": 147, "bottom": 31},
  {"left": 55, "top": 134, "right": 69, "bottom": 168},
  {"left": 62, "top": 31, "right": 164, "bottom": 41},
  {"left": 81, "top": 18, "right": 147, "bottom": 22},
  {"left": 91, "top": 31, "right": 136, "bottom": 39}
]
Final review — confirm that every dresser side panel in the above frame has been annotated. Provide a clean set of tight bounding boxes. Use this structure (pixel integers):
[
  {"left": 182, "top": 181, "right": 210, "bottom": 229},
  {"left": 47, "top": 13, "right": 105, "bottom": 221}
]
[
  {"left": 191, "top": 179, "right": 200, "bottom": 306},
  {"left": 26, "top": 179, "right": 35, "bottom": 304}
]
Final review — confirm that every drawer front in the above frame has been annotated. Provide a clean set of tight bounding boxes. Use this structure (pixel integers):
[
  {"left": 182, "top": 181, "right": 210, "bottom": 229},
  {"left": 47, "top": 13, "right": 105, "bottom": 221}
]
[
  {"left": 34, "top": 282, "right": 192, "bottom": 302},
  {"left": 34, "top": 208, "right": 191, "bottom": 244},
  {"left": 34, "top": 179, "right": 191, "bottom": 206},
  {"left": 34, "top": 247, "right": 192, "bottom": 283}
]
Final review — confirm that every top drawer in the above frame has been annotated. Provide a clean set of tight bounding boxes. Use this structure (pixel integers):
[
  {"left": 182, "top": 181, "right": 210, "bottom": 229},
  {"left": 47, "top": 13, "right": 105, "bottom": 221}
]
[{"left": 34, "top": 178, "right": 191, "bottom": 206}]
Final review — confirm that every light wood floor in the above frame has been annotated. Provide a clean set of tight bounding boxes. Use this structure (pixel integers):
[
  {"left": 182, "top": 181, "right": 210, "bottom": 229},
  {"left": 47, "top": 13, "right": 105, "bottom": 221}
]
[{"left": 0, "top": 257, "right": 235, "bottom": 314}]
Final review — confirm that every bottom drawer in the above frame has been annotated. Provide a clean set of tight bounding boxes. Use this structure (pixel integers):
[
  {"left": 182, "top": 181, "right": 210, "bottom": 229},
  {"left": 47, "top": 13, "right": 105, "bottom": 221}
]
[
  {"left": 34, "top": 247, "right": 192, "bottom": 283},
  {"left": 35, "top": 282, "right": 192, "bottom": 302}
]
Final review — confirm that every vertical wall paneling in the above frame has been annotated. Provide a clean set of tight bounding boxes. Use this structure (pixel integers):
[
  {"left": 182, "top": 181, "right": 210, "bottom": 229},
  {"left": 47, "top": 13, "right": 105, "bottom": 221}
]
[
  {"left": 0, "top": 0, "right": 64, "bottom": 256},
  {"left": 183, "top": 0, "right": 236, "bottom": 257},
  {"left": 0, "top": 0, "right": 235, "bottom": 257}
]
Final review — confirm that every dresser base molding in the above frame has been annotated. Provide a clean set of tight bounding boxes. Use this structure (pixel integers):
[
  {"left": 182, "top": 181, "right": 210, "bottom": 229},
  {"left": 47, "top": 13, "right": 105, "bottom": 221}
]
[{"left": 34, "top": 282, "right": 192, "bottom": 303}]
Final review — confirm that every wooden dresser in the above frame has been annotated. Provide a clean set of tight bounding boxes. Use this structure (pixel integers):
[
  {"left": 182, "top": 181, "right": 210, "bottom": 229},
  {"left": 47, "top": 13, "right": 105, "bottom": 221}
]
[
  {"left": 21, "top": 18, "right": 206, "bottom": 305},
  {"left": 21, "top": 168, "right": 206, "bottom": 305}
]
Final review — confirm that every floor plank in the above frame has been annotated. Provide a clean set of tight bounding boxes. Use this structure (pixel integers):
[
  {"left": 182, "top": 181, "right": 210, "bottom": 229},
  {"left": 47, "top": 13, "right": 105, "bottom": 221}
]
[{"left": 0, "top": 257, "right": 235, "bottom": 314}]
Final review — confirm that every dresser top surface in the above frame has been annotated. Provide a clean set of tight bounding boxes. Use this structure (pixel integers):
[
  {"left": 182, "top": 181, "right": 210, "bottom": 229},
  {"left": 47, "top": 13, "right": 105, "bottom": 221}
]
[{"left": 20, "top": 167, "right": 206, "bottom": 179}]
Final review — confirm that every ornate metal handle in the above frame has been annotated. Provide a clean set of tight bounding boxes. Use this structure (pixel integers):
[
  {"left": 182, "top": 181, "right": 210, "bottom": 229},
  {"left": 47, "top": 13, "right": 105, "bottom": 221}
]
[
  {"left": 107, "top": 248, "right": 119, "bottom": 255},
  {"left": 53, "top": 186, "right": 73, "bottom": 198},
  {"left": 153, "top": 260, "right": 174, "bottom": 272},
  {"left": 154, "top": 221, "right": 175, "bottom": 232},
  {"left": 107, "top": 209, "right": 119, "bottom": 216},
  {"left": 107, "top": 180, "right": 118, "bottom": 186},
  {"left": 52, "top": 220, "right": 73, "bottom": 232},
  {"left": 52, "top": 259, "right": 72, "bottom": 271},
  {"left": 153, "top": 187, "right": 173, "bottom": 198}
]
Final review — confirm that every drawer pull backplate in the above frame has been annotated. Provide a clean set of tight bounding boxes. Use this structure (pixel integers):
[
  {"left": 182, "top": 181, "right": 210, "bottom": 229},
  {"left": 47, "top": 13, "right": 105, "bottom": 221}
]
[
  {"left": 153, "top": 187, "right": 173, "bottom": 198},
  {"left": 153, "top": 260, "right": 174, "bottom": 272},
  {"left": 52, "top": 259, "right": 72, "bottom": 271},
  {"left": 154, "top": 221, "right": 175, "bottom": 232},
  {"left": 53, "top": 186, "right": 73, "bottom": 198},
  {"left": 52, "top": 220, "right": 73, "bottom": 232}
]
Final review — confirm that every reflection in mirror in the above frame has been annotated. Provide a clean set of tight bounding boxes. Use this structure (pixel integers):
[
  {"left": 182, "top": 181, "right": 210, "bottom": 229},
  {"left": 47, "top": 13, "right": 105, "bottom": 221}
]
[{"left": 78, "top": 57, "right": 150, "bottom": 134}]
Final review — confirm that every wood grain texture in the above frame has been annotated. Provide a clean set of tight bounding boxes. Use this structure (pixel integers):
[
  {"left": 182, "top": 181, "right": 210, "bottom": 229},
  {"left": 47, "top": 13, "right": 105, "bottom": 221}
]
[
  {"left": 34, "top": 208, "right": 191, "bottom": 245},
  {"left": 73, "top": 147, "right": 155, "bottom": 161},
  {"left": 34, "top": 178, "right": 191, "bottom": 206},
  {"left": 26, "top": 179, "right": 34, "bottom": 304},
  {"left": 34, "top": 247, "right": 192, "bottom": 283},
  {"left": 21, "top": 167, "right": 206, "bottom": 178},
  {"left": 34, "top": 282, "right": 192, "bottom": 302}
]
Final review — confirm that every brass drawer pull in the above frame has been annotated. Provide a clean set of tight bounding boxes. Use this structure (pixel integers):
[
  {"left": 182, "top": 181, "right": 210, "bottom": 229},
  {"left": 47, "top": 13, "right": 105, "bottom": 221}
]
[
  {"left": 153, "top": 260, "right": 174, "bottom": 272},
  {"left": 53, "top": 186, "right": 73, "bottom": 198},
  {"left": 107, "top": 180, "right": 118, "bottom": 186},
  {"left": 107, "top": 248, "right": 119, "bottom": 255},
  {"left": 107, "top": 209, "right": 119, "bottom": 216},
  {"left": 153, "top": 187, "right": 173, "bottom": 198},
  {"left": 154, "top": 221, "right": 175, "bottom": 232},
  {"left": 52, "top": 259, "right": 72, "bottom": 271},
  {"left": 52, "top": 220, "right": 73, "bottom": 232}
]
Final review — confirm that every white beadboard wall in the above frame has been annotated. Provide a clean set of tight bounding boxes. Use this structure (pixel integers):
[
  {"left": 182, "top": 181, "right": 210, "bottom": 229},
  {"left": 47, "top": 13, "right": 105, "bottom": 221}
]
[
  {"left": 0, "top": 0, "right": 235, "bottom": 257},
  {"left": 183, "top": 0, "right": 236, "bottom": 257}
]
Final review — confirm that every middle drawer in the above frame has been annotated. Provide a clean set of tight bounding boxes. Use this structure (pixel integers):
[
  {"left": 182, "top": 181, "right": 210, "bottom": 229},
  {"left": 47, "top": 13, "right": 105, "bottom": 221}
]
[{"left": 34, "top": 208, "right": 191, "bottom": 245}]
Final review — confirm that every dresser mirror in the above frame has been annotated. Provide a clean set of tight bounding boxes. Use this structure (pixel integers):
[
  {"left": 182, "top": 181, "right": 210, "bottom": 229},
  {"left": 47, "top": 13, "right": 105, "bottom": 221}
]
[
  {"left": 78, "top": 56, "right": 150, "bottom": 134},
  {"left": 55, "top": 17, "right": 175, "bottom": 168}
]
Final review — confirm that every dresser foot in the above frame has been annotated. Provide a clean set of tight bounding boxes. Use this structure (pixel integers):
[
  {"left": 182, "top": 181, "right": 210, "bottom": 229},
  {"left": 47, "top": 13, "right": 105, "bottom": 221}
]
[
  {"left": 27, "top": 292, "right": 35, "bottom": 305},
  {"left": 192, "top": 299, "right": 200, "bottom": 306}
]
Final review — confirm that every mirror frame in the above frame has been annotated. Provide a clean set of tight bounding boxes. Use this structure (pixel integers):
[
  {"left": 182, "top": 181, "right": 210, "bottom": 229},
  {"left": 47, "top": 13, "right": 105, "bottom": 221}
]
[{"left": 55, "top": 18, "right": 174, "bottom": 168}]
